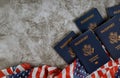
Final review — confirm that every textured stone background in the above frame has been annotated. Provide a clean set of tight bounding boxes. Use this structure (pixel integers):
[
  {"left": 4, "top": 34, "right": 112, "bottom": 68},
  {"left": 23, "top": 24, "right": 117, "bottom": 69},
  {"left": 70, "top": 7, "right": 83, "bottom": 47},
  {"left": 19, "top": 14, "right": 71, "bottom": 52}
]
[{"left": 0, "top": 0, "right": 120, "bottom": 69}]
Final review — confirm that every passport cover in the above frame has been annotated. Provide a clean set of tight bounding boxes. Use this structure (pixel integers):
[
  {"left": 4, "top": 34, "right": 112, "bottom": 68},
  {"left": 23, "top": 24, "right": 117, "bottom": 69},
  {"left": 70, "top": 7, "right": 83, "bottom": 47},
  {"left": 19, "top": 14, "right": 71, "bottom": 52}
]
[
  {"left": 107, "top": 5, "right": 120, "bottom": 18},
  {"left": 75, "top": 8, "right": 104, "bottom": 32},
  {"left": 70, "top": 30, "right": 110, "bottom": 74},
  {"left": 54, "top": 31, "right": 77, "bottom": 64},
  {"left": 95, "top": 15, "right": 120, "bottom": 60}
]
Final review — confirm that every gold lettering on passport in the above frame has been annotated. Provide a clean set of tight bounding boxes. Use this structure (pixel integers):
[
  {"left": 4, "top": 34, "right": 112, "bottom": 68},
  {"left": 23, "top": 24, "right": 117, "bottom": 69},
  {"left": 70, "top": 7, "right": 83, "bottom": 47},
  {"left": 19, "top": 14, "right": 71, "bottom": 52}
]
[
  {"left": 60, "top": 37, "right": 73, "bottom": 49},
  {"left": 114, "top": 10, "right": 120, "bottom": 14},
  {"left": 88, "top": 23, "right": 97, "bottom": 30},
  {"left": 75, "top": 35, "right": 88, "bottom": 46},
  {"left": 109, "top": 32, "right": 120, "bottom": 44},
  {"left": 89, "top": 55, "right": 99, "bottom": 64},
  {"left": 82, "top": 44, "right": 94, "bottom": 56},
  {"left": 115, "top": 44, "right": 120, "bottom": 50},
  {"left": 101, "top": 23, "right": 115, "bottom": 33},
  {"left": 80, "top": 14, "right": 94, "bottom": 24},
  {"left": 68, "top": 47, "right": 76, "bottom": 58}
]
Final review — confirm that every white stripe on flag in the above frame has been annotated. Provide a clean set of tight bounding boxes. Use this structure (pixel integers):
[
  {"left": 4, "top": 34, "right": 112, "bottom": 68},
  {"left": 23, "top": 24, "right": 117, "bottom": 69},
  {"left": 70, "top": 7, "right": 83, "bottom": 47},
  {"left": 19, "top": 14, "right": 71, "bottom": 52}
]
[
  {"left": 40, "top": 65, "right": 46, "bottom": 78},
  {"left": 48, "top": 67, "right": 57, "bottom": 71},
  {"left": 17, "top": 65, "right": 25, "bottom": 71},
  {"left": 104, "top": 63, "right": 108, "bottom": 69},
  {"left": 112, "top": 61, "right": 117, "bottom": 67},
  {"left": 32, "top": 67, "right": 38, "bottom": 77},
  {"left": 106, "top": 71, "right": 112, "bottom": 78},
  {"left": 94, "top": 72, "right": 100, "bottom": 78},
  {"left": 1, "top": 69, "right": 9, "bottom": 75},
  {"left": 100, "top": 69, "right": 107, "bottom": 74},
  {"left": 70, "top": 63, "right": 74, "bottom": 78},
  {"left": 62, "top": 69, "right": 66, "bottom": 78},
  {"left": 2, "top": 76, "right": 7, "bottom": 78},
  {"left": 10, "top": 67, "right": 13, "bottom": 72}
]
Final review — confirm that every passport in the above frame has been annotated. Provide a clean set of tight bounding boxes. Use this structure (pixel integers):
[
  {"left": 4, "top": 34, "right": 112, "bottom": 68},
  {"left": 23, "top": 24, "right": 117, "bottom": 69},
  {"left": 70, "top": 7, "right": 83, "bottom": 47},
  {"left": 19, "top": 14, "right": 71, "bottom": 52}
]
[
  {"left": 54, "top": 31, "right": 78, "bottom": 64},
  {"left": 106, "top": 5, "right": 120, "bottom": 18},
  {"left": 74, "top": 8, "right": 104, "bottom": 32},
  {"left": 70, "top": 30, "right": 110, "bottom": 74},
  {"left": 95, "top": 15, "right": 120, "bottom": 60}
]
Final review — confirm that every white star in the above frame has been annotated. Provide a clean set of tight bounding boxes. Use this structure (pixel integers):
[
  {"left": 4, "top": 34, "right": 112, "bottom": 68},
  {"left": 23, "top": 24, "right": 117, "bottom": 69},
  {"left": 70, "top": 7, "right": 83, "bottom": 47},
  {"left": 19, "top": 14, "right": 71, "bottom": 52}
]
[
  {"left": 22, "top": 73, "right": 25, "bottom": 76},
  {"left": 17, "top": 74, "right": 19, "bottom": 77}
]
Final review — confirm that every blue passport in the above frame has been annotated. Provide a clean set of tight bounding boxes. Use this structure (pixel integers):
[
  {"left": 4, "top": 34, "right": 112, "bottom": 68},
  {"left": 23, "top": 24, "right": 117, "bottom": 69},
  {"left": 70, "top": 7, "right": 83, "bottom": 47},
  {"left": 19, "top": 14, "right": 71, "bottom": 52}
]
[
  {"left": 107, "top": 5, "right": 120, "bottom": 18},
  {"left": 54, "top": 31, "right": 78, "bottom": 64},
  {"left": 75, "top": 8, "right": 104, "bottom": 32},
  {"left": 70, "top": 30, "right": 110, "bottom": 74},
  {"left": 95, "top": 15, "right": 120, "bottom": 60}
]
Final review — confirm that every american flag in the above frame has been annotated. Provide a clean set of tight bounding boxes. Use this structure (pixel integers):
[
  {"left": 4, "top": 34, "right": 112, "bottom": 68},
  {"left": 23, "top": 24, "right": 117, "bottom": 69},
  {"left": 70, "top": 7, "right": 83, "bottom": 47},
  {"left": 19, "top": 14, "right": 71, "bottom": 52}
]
[
  {"left": 74, "top": 59, "right": 89, "bottom": 78},
  {"left": 0, "top": 60, "right": 77, "bottom": 78},
  {"left": 87, "top": 58, "right": 120, "bottom": 78},
  {"left": 115, "top": 66, "right": 120, "bottom": 78},
  {"left": 0, "top": 63, "right": 31, "bottom": 78},
  {"left": 0, "top": 58, "right": 120, "bottom": 78}
]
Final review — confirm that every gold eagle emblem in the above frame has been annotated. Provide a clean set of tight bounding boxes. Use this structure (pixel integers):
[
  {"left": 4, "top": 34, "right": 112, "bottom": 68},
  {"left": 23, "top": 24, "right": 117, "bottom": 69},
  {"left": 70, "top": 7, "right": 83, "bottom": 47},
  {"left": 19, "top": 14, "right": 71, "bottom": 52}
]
[
  {"left": 88, "top": 23, "right": 97, "bottom": 30},
  {"left": 82, "top": 44, "right": 94, "bottom": 56},
  {"left": 68, "top": 47, "right": 76, "bottom": 58},
  {"left": 109, "top": 32, "right": 120, "bottom": 44}
]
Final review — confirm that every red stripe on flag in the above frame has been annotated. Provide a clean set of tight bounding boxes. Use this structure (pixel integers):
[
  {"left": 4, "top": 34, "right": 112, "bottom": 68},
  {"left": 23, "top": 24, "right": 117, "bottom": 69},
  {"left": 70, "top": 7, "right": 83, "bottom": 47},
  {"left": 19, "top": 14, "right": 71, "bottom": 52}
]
[
  {"left": 98, "top": 70, "right": 104, "bottom": 77},
  {"left": 66, "top": 66, "right": 70, "bottom": 78},
  {"left": 39, "top": 65, "right": 47, "bottom": 78},
  {"left": 101, "top": 65, "right": 105, "bottom": 69},
  {"left": 110, "top": 66, "right": 118, "bottom": 78},
  {"left": 0, "top": 70, "right": 5, "bottom": 77},
  {"left": 109, "top": 68, "right": 115, "bottom": 78},
  {"left": 15, "top": 63, "right": 31, "bottom": 73},
  {"left": 105, "top": 68, "right": 109, "bottom": 71},
  {"left": 115, "top": 59, "right": 119, "bottom": 64},
  {"left": 91, "top": 73, "right": 95, "bottom": 78},
  {"left": 36, "top": 67, "right": 42, "bottom": 78},
  {"left": 58, "top": 73, "right": 62, "bottom": 78},
  {"left": 48, "top": 67, "right": 61, "bottom": 75},
  {"left": 15, "top": 68, "right": 20, "bottom": 73},
  {"left": 21, "top": 63, "right": 31, "bottom": 70},
  {"left": 28, "top": 69, "right": 34, "bottom": 78},
  {"left": 7, "top": 68, "right": 13, "bottom": 75},
  {"left": 102, "top": 74, "right": 107, "bottom": 78},
  {"left": 108, "top": 61, "right": 112, "bottom": 67},
  {"left": 73, "top": 60, "right": 76, "bottom": 72}
]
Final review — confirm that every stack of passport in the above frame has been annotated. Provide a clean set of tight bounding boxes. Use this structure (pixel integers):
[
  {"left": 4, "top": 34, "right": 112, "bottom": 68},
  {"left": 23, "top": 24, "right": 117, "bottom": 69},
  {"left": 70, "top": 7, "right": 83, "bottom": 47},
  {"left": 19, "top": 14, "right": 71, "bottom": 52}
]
[{"left": 54, "top": 5, "right": 120, "bottom": 74}]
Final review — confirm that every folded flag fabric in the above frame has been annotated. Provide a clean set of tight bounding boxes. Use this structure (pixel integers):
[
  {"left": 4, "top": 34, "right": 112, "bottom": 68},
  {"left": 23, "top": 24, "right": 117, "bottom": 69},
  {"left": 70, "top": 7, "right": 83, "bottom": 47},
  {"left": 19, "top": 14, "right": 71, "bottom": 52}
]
[
  {"left": 74, "top": 59, "right": 89, "bottom": 78},
  {"left": 0, "top": 59, "right": 87, "bottom": 78},
  {"left": 1, "top": 58, "right": 120, "bottom": 78},
  {"left": 115, "top": 66, "right": 120, "bottom": 78},
  {"left": 8, "top": 69, "right": 31, "bottom": 78},
  {"left": 0, "top": 63, "right": 31, "bottom": 78},
  {"left": 87, "top": 59, "right": 118, "bottom": 78}
]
